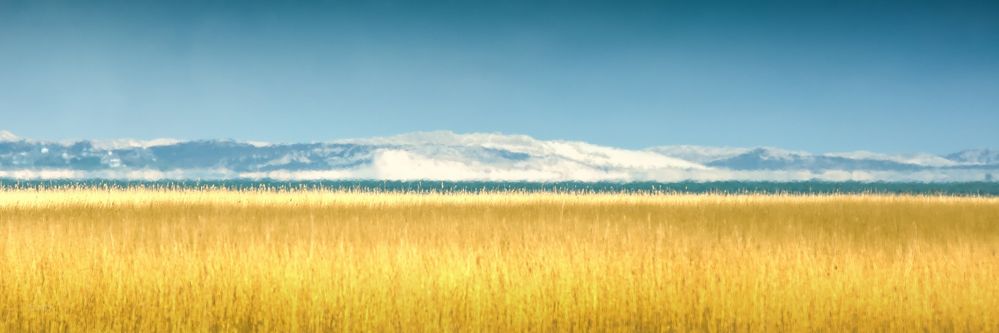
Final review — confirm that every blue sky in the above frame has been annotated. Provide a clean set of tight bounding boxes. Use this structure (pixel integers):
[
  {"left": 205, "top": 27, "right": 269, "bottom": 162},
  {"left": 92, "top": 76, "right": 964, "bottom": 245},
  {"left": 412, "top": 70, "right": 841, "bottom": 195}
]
[{"left": 1, "top": 0, "right": 997, "bottom": 153}]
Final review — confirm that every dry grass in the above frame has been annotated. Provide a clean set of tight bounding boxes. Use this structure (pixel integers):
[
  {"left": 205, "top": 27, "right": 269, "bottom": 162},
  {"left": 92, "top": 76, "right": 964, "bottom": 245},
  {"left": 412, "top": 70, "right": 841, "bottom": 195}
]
[{"left": 1, "top": 188, "right": 998, "bottom": 332}]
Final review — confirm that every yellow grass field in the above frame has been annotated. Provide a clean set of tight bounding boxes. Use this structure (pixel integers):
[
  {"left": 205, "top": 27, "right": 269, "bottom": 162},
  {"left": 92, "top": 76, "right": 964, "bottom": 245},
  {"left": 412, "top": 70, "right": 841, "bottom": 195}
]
[{"left": 1, "top": 188, "right": 998, "bottom": 332}]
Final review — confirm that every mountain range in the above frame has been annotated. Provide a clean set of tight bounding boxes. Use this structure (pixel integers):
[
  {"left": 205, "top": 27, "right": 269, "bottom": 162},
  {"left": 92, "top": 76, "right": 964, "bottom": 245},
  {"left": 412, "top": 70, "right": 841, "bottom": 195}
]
[{"left": 1, "top": 130, "right": 996, "bottom": 182}]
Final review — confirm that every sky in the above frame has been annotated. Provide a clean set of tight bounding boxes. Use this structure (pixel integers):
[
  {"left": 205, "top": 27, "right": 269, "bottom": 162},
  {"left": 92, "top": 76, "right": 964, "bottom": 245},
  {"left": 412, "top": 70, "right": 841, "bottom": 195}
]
[{"left": 0, "top": 0, "right": 997, "bottom": 153}]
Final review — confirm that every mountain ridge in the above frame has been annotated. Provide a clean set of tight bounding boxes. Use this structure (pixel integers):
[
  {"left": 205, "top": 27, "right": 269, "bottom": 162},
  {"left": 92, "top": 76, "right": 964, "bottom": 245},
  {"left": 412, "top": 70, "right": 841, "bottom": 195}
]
[{"left": 0, "top": 130, "right": 995, "bottom": 182}]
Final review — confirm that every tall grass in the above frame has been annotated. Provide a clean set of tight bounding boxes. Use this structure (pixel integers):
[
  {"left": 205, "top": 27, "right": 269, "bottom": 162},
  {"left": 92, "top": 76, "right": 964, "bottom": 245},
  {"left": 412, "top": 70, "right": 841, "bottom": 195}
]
[{"left": 1, "top": 188, "right": 998, "bottom": 331}]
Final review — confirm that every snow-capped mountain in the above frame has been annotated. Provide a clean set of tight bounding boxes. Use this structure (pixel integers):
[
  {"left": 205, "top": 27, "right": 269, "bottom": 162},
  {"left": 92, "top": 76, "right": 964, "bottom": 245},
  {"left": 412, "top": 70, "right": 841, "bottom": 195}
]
[
  {"left": 703, "top": 148, "right": 947, "bottom": 171},
  {"left": 0, "top": 130, "right": 19, "bottom": 142},
  {"left": 645, "top": 145, "right": 751, "bottom": 164},
  {"left": 646, "top": 146, "right": 960, "bottom": 169},
  {"left": 0, "top": 130, "right": 995, "bottom": 182},
  {"left": 946, "top": 149, "right": 999, "bottom": 166}
]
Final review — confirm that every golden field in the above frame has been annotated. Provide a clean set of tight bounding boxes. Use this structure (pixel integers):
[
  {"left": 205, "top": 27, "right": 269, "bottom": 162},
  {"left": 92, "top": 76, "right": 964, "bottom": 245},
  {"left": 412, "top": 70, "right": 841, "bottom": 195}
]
[{"left": 1, "top": 188, "right": 998, "bottom": 332}]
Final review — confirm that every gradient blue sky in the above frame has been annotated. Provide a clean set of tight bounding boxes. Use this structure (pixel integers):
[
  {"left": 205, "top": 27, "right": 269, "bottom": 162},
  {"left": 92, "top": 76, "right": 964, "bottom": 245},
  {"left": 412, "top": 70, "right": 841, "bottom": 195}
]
[{"left": 1, "top": 0, "right": 997, "bottom": 153}]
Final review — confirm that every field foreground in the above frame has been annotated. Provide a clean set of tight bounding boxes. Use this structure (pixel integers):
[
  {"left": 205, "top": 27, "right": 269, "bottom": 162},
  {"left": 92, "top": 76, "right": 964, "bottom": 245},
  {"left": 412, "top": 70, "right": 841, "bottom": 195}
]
[{"left": 1, "top": 189, "right": 998, "bottom": 332}]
